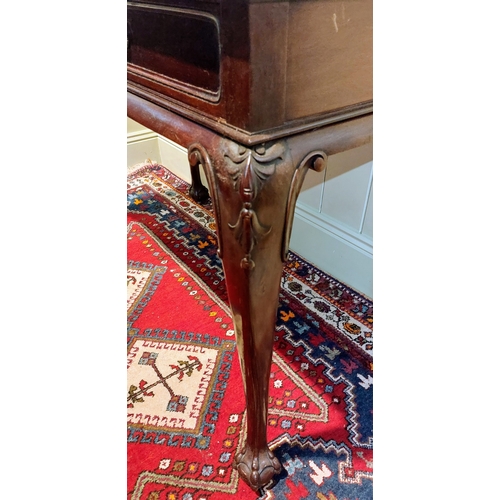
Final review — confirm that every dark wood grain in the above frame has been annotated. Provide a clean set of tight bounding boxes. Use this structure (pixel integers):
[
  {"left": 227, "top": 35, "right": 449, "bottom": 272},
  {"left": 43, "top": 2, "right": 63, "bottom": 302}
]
[
  {"left": 127, "top": 0, "right": 372, "bottom": 142},
  {"left": 285, "top": 0, "right": 373, "bottom": 120},
  {"left": 127, "top": 0, "right": 372, "bottom": 491}
]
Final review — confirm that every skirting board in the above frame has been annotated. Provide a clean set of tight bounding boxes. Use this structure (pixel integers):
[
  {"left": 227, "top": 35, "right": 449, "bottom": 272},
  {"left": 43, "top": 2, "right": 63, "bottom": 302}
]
[
  {"left": 127, "top": 128, "right": 161, "bottom": 173},
  {"left": 289, "top": 205, "right": 373, "bottom": 298},
  {"left": 127, "top": 131, "right": 373, "bottom": 298}
]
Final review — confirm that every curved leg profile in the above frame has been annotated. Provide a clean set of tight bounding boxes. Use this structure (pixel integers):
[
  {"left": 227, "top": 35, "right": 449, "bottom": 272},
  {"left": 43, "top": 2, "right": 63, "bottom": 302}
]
[
  {"left": 188, "top": 138, "right": 326, "bottom": 491},
  {"left": 188, "top": 155, "right": 210, "bottom": 203}
]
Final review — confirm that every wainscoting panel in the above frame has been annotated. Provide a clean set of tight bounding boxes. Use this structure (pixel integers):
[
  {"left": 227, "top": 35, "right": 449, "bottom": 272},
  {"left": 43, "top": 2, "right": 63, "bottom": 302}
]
[
  {"left": 289, "top": 202, "right": 373, "bottom": 297},
  {"left": 362, "top": 181, "right": 373, "bottom": 239},
  {"left": 126, "top": 118, "right": 160, "bottom": 172},
  {"left": 322, "top": 150, "right": 373, "bottom": 233}
]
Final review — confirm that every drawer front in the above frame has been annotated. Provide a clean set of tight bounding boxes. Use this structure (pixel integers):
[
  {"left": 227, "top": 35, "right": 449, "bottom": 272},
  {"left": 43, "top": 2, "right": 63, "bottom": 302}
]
[{"left": 127, "top": 2, "right": 221, "bottom": 102}]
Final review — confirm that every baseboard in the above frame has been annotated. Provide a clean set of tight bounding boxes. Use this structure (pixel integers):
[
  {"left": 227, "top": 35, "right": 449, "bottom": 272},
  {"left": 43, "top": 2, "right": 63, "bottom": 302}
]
[
  {"left": 289, "top": 204, "right": 373, "bottom": 298},
  {"left": 127, "top": 128, "right": 161, "bottom": 172},
  {"left": 157, "top": 136, "right": 193, "bottom": 182}
]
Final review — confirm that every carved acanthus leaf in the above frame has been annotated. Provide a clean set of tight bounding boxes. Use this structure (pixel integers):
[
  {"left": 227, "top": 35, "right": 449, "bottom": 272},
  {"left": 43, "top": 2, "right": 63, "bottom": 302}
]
[
  {"left": 224, "top": 141, "right": 285, "bottom": 195},
  {"left": 224, "top": 141, "right": 286, "bottom": 270}
]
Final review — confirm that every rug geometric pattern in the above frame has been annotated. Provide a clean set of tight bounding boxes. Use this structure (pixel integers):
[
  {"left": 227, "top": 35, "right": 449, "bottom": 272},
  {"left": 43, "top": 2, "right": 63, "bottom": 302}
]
[{"left": 127, "top": 162, "right": 373, "bottom": 499}]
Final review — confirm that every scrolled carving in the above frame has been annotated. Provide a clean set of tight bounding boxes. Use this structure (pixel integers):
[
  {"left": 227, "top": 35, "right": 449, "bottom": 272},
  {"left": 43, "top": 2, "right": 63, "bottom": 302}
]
[
  {"left": 188, "top": 148, "right": 210, "bottom": 204},
  {"left": 187, "top": 143, "right": 224, "bottom": 258},
  {"left": 281, "top": 150, "right": 328, "bottom": 261},
  {"left": 224, "top": 141, "right": 287, "bottom": 270}
]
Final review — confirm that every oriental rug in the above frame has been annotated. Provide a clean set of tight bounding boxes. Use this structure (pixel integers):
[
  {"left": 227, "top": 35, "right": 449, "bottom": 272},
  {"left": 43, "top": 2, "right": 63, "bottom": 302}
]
[{"left": 127, "top": 162, "right": 373, "bottom": 500}]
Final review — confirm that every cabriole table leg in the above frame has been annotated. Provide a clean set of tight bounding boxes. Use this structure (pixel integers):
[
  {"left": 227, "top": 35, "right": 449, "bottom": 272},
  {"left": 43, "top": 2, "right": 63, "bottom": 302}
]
[{"left": 188, "top": 138, "right": 326, "bottom": 491}]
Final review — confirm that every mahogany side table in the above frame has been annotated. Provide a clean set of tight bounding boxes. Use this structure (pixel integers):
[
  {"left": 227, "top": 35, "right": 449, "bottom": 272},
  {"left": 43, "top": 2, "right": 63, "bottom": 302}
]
[{"left": 127, "top": 0, "right": 372, "bottom": 490}]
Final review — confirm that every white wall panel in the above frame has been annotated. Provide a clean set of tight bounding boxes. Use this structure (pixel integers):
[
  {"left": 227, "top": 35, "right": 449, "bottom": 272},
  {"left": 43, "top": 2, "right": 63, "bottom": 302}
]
[
  {"left": 290, "top": 213, "right": 373, "bottom": 297},
  {"left": 127, "top": 118, "right": 161, "bottom": 171},
  {"left": 297, "top": 167, "right": 325, "bottom": 212},
  {"left": 127, "top": 117, "right": 149, "bottom": 134},
  {"left": 321, "top": 144, "right": 373, "bottom": 232},
  {"left": 157, "top": 136, "right": 191, "bottom": 182},
  {"left": 361, "top": 181, "right": 373, "bottom": 238}
]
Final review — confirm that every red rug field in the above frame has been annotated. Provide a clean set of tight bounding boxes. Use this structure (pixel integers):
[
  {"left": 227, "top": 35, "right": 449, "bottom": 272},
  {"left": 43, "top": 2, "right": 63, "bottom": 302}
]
[{"left": 127, "top": 163, "right": 373, "bottom": 499}]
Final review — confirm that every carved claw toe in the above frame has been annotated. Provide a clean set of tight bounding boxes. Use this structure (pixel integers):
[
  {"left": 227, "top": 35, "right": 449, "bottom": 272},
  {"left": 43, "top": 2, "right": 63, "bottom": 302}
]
[{"left": 234, "top": 446, "right": 282, "bottom": 491}]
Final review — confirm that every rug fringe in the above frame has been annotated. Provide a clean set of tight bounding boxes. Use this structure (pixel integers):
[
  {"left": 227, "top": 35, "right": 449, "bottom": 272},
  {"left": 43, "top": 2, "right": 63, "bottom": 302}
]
[{"left": 127, "top": 158, "right": 159, "bottom": 176}]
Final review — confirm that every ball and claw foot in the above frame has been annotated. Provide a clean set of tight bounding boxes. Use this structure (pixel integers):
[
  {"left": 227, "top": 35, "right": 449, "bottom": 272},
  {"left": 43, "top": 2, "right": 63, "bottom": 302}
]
[
  {"left": 189, "top": 184, "right": 210, "bottom": 204},
  {"left": 234, "top": 446, "right": 282, "bottom": 491}
]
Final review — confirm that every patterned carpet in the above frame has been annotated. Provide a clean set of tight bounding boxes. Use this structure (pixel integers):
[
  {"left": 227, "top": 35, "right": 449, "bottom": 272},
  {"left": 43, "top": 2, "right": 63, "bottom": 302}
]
[{"left": 127, "top": 162, "right": 373, "bottom": 500}]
